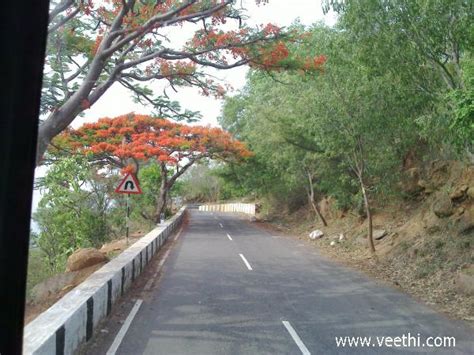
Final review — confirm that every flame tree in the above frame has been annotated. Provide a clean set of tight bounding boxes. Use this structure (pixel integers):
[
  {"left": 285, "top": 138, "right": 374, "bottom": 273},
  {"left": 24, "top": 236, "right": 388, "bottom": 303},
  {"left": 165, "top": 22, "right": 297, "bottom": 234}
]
[
  {"left": 55, "top": 113, "right": 251, "bottom": 221},
  {"left": 39, "top": 0, "right": 326, "bottom": 164}
]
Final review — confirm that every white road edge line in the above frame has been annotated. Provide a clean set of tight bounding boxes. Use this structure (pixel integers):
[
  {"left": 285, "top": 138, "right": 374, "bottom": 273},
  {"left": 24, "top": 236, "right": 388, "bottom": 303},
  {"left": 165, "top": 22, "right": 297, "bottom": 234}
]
[
  {"left": 239, "top": 253, "right": 253, "bottom": 271},
  {"left": 219, "top": 223, "right": 223, "bottom": 228},
  {"left": 158, "top": 249, "right": 172, "bottom": 268},
  {"left": 144, "top": 225, "right": 183, "bottom": 291},
  {"left": 174, "top": 224, "right": 184, "bottom": 241},
  {"left": 226, "top": 233, "right": 233, "bottom": 241},
  {"left": 282, "top": 321, "right": 311, "bottom": 355},
  {"left": 144, "top": 248, "right": 172, "bottom": 291},
  {"left": 106, "top": 299, "right": 143, "bottom": 355}
]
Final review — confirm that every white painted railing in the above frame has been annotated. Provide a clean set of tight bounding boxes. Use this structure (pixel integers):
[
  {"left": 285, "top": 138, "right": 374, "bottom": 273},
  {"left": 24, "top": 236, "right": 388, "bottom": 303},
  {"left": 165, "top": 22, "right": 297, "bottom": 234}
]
[
  {"left": 23, "top": 207, "right": 186, "bottom": 355},
  {"left": 198, "top": 203, "right": 256, "bottom": 215}
]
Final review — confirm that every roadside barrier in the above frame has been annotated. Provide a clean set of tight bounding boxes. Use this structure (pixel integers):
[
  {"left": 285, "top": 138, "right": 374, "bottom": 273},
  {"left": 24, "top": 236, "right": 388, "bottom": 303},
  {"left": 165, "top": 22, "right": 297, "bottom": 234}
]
[
  {"left": 23, "top": 206, "right": 186, "bottom": 355},
  {"left": 198, "top": 203, "right": 255, "bottom": 215}
]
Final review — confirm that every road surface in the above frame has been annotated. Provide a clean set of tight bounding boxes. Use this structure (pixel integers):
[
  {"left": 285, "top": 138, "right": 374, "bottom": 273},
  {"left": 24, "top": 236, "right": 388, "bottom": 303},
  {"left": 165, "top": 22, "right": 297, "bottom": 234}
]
[{"left": 83, "top": 210, "right": 473, "bottom": 354}]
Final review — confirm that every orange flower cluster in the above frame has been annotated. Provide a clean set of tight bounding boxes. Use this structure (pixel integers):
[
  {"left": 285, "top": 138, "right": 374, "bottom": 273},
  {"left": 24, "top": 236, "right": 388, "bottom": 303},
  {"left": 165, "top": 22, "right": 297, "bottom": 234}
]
[
  {"left": 190, "top": 28, "right": 250, "bottom": 50},
  {"left": 156, "top": 59, "right": 197, "bottom": 77},
  {"left": 189, "top": 25, "right": 326, "bottom": 73},
  {"left": 58, "top": 114, "right": 252, "bottom": 170},
  {"left": 82, "top": 2, "right": 325, "bottom": 75},
  {"left": 250, "top": 41, "right": 289, "bottom": 69}
]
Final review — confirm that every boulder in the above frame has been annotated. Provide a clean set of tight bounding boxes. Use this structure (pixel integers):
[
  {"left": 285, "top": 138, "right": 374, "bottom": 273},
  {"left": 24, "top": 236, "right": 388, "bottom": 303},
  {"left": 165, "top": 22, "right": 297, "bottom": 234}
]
[
  {"left": 450, "top": 185, "right": 468, "bottom": 201},
  {"left": 373, "top": 229, "right": 388, "bottom": 240},
  {"left": 330, "top": 241, "right": 336, "bottom": 246},
  {"left": 66, "top": 248, "right": 108, "bottom": 272},
  {"left": 309, "top": 230, "right": 324, "bottom": 240},
  {"left": 432, "top": 193, "right": 454, "bottom": 218},
  {"left": 330, "top": 233, "right": 345, "bottom": 242},
  {"left": 467, "top": 186, "right": 474, "bottom": 200}
]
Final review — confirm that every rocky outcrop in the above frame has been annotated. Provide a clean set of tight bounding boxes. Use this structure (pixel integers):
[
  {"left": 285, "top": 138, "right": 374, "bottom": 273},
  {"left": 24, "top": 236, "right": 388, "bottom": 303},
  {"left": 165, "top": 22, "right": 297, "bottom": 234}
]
[
  {"left": 456, "top": 205, "right": 474, "bottom": 235},
  {"left": 66, "top": 248, "right": 108, "bottom": 272},
  {"left": 432, "top": 192, "right": 454, "bottom": 218},
  {"left": 467, "top": 186, "right": 474, "bottom": 200},
  {"left": 450, "top": 185, "right": 469, "bottom": 202}
]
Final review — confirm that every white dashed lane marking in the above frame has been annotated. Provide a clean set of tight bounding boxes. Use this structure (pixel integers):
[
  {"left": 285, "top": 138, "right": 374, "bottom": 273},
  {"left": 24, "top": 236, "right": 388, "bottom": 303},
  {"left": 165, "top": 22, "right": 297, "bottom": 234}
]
[
  {"left": 282, "top": 321, "right": 311, "bottom": 355},
  {"left": 239, "top": 254, "right": 253, "bottom": 271}
]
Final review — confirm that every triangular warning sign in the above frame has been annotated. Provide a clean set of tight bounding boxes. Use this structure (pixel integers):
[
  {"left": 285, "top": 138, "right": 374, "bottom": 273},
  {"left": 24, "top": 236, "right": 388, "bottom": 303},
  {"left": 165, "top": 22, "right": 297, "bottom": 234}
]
[{"left": 115, "top": 173, "right": 142, "bottom": 194}]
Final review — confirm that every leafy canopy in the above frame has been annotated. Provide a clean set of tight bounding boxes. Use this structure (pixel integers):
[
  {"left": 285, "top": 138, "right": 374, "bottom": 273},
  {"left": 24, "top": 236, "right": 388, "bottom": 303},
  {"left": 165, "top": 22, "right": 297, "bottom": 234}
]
[{"left": 55, "top": 113, "right": 252, "bottom": 172}]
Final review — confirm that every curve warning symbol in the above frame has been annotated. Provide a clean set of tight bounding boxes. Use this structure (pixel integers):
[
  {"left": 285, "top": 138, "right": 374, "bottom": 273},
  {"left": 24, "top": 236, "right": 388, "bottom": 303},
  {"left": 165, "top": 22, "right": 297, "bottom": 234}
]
[{"left": 115, "top": 173, "right": 142, "bottom": 194}]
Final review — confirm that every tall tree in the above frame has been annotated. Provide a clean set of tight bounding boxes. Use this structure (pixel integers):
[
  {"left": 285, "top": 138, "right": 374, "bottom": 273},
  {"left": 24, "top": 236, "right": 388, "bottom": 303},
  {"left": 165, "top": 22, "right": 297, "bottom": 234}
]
[
  {"left": 220, "top": 24, "right": 425, "bottom": 252},
  {"left": 56, "top": 113, "right": 251, "bottom": 220},
  {"left": 39, "top": 0, "right": 325, "bottom": 164},
  {"left": 34, "top": 156, "right": 115, "bottom": 270},
  {"left": 325, "top": 0, "right": 473, "bottom": 152}
]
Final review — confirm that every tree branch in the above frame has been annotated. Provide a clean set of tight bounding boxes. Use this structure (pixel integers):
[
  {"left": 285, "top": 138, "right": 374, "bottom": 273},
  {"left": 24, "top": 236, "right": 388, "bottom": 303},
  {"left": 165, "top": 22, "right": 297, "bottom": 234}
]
[
  {"left": 49, "top": 0, "right": 75, "bottom": 23},
  {"left": 49, "top": 7, "right": 81, "bottom": 33}
]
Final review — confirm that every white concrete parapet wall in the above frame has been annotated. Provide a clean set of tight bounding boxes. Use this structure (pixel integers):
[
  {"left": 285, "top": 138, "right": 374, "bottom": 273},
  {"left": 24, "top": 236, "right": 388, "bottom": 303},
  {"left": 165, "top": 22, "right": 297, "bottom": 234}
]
[
  {"left": 198, "top": 203, "right": 255, "bottom": 215},
  {"left": 23, "top": 207, "right": 186, "bottom": 355}
]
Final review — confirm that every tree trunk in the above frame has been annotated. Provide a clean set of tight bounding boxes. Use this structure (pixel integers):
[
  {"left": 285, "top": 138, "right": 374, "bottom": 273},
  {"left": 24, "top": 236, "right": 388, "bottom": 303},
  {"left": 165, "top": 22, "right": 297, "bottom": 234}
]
[
  {"left": 35, "top": 46, "right": 116, "bottom": 164},
  {"left": 155, "top": 179, "right": 168, "bottom": 223},
  {"left": 306, "top": 170, "right": 328, "bottom": 227},
  {"left": 155, "top": 163, "right": 168, "bottom": 223},
  {"left": 310, "top": 198, "right": 328, "bottom": 227},
  {"left": 359, "top": 175, "right": 375, "bottom": 254}
]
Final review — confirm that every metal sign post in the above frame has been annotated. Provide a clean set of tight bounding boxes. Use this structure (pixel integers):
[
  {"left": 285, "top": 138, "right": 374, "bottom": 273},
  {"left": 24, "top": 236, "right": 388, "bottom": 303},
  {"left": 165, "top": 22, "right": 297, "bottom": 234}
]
[
  {"left": 115, "top": 173, "right": 142, "bottom": 245},
  {"left": 126, "top": 193, "right": 130, "bottom": 245}
]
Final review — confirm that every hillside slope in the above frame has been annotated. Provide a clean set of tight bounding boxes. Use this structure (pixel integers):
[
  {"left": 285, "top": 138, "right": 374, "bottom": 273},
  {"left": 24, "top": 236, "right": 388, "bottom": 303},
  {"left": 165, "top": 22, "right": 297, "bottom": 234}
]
[{"left": 262, "top": 161, "right": 473, "bottom": 322}]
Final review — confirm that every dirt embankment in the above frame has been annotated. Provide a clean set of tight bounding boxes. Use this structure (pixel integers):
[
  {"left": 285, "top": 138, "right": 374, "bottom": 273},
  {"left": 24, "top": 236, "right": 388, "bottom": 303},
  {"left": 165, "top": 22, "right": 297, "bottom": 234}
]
[
  {"left": 24, "top": 232, "right": 145, "bottom": 325},
  {"left": 259, "top": 161, "right": 473, "bottom": 323}
]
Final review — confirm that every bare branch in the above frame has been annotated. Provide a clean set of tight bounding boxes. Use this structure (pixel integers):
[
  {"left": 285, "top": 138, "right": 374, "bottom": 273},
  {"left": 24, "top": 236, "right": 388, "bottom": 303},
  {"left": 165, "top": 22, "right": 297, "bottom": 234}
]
[
  {"left": 49, "top": 7, "right": 80, "bottom": 33},
  {"left": 65, "top": 58, "right": 91, "bottom": 82},
  {"left": 49, "top": 0, "right": 75, "bottom": 23},
  {"left": 103, "top": 0, "right": 200, "bottom": 56}
]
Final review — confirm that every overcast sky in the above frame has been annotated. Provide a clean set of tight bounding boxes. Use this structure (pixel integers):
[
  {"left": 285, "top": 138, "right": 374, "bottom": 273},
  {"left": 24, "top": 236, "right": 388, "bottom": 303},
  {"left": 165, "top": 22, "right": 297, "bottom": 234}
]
[
  {"left": 31, "top": 1, "right": 337, "bottom": 224},
  {"left": 81, "top": 0, "right": 337, "bottom": 127}
]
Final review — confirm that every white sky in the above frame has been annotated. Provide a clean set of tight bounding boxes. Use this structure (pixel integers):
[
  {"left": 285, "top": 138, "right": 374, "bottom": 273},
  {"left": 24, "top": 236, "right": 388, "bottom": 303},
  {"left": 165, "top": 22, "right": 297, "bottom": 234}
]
[
  {"left": 31, "top": 1, "right": 337, "bottom": 225},
  {"left": 80, "top": 0, "right": 337, "bottom": 127}
]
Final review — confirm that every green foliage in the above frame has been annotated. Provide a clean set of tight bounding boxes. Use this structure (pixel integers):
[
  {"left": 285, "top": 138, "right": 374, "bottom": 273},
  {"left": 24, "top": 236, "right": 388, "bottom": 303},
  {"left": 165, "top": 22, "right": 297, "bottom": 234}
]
[
  {"left": 130, "top": 162, "right": 162, "bottom": 224},
  {"left": 219, "top": 4, "right": 473, "bottom": 215},
  {"left": 448, "top": 55, "right": 474, "bottom": 153},
  {"left": 26, "top": 248, "right": 55, "bottom": 299},
  {"left": 326, "top": 0, "right": 473, "bottom": 154},
  {"left": 219, "top": 24, "right": 425, "bottom": 213},
  {"left": 34, "top": 156, "right": 116, "bottom": 271},
  {"left": 180, "top": 163, "right": 222, "bottom": 202}
]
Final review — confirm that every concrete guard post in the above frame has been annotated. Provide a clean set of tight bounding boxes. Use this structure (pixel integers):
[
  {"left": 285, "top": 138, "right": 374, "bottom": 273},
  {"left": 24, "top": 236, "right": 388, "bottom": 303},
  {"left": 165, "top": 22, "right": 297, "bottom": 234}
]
[{"left": 23, "top": 207, "right": 186, "bottom": 355}]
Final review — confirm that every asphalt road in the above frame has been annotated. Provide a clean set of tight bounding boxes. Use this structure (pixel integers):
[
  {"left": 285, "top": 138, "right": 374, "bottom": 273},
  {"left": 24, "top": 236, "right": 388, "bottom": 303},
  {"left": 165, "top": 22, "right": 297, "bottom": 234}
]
[{"left": 85, "top": 210, "right": 473, "bottom": 354}]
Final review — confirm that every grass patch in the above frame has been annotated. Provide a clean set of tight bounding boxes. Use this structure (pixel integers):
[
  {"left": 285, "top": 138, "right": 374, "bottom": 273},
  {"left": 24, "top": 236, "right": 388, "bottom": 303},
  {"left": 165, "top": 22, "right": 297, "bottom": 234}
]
[{"left": 410, "top": 229, "right": 473, "bottom": 279}]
